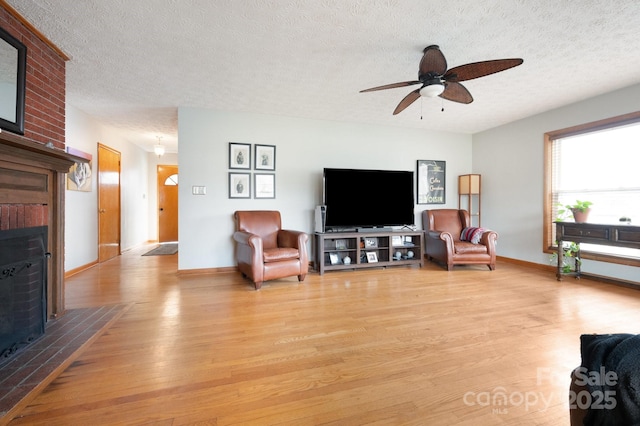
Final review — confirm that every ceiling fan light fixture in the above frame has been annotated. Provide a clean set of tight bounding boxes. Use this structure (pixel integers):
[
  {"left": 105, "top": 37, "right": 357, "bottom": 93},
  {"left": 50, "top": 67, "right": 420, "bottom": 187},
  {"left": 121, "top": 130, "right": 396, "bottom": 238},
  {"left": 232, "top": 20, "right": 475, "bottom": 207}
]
[{"left": 420, "top": 83, "right": 444, "bottom": 98}]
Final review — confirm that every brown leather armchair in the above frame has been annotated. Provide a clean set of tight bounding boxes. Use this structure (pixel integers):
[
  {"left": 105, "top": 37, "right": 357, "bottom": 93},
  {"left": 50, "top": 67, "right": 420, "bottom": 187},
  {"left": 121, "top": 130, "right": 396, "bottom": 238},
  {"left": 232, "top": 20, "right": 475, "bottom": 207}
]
[
  {"left": 422, "top": 209, "right": 498, "bottom": 271},
  {"left": 233, "top": 210, "right": 309, "bottom": 290}
]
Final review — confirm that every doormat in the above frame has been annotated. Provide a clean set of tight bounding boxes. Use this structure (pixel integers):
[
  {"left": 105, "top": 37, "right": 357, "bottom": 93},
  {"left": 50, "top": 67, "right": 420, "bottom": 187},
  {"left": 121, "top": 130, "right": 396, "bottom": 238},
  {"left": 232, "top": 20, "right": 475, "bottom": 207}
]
[
  {"left": 0, "top": 303, "right": 131, "bottom": 422},
  {"left": 142, "top": 243, "right": 178, "bottom": 256}
]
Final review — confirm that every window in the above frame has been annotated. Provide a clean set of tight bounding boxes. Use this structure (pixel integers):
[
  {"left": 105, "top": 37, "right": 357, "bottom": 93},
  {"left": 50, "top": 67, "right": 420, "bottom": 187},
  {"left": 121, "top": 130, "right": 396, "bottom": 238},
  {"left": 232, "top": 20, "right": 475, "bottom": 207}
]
[
  {"left": 164, "top": 174, "right": 178, "bottom": 186},
  {"left": 544, "top": 112, "right": 640, "bottom": 266}
]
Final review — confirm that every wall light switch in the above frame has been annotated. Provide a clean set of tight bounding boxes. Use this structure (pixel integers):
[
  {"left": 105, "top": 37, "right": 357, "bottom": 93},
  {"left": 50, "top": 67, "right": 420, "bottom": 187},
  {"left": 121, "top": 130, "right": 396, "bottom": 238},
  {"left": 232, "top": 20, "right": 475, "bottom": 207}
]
[{"left": 192, "top": 185, "right": 206, "bottom": 195}]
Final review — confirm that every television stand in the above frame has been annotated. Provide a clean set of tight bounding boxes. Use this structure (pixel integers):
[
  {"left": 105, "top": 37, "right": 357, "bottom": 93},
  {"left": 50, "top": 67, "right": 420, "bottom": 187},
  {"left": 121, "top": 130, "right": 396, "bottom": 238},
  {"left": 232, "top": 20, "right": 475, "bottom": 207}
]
[
  {"left": 356, "top": 227, "right": 393, "bottom": 232},
  {"left": 314, "top": 230, "right": 423, "bottom": 275}
]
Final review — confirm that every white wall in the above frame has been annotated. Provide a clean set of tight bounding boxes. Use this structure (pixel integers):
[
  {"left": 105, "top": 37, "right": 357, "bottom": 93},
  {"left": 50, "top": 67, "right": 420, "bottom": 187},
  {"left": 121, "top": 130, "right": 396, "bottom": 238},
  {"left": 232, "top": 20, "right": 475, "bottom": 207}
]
[
  {"left": 65, "top": 106, "right": 153, "bottom": 271},
  {"left": 178, "top": 108, "right": 472, "bottom": 270},
  {"left": 65, "top": 107, "right": 100, "bottom": 271},
  {"left": 473, "top": 83, "right": 640, "bottom": 282},
  {"left": 112, "top": 125, "right": 150, "bottom": 251}
]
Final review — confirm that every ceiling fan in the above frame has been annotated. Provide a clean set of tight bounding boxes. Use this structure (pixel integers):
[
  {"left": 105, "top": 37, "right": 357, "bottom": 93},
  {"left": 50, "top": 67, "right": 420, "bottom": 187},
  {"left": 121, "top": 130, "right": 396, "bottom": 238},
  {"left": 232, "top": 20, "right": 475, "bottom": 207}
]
[{"left": 360, "top": 45, "right": 523, "bottom": 115}]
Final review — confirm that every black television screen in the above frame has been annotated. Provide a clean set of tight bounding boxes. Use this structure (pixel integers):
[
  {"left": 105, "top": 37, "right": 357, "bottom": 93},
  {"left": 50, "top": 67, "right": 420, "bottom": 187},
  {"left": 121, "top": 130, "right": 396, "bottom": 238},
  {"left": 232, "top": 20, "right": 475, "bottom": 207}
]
[{"left": 323, "top": 168, "right": 415, "bottom": 230}]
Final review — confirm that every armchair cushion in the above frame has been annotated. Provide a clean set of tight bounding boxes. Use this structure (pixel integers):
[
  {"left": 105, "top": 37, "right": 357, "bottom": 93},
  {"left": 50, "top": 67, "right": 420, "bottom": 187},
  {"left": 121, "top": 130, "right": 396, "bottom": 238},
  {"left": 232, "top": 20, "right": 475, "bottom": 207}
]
[
  {"left": 454, "top": 241, "right": 489, "bottom": 254},
  {"left": 263, "top": 247, "right": 300, "bottom": 263}
]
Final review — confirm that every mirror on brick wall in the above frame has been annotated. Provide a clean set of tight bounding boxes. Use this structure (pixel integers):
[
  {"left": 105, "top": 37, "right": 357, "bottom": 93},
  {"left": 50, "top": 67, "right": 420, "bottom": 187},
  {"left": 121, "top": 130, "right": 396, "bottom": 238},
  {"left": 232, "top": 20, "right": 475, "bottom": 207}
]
[{"left": 0, "top": 25, "right": 26, "bottom": 135}]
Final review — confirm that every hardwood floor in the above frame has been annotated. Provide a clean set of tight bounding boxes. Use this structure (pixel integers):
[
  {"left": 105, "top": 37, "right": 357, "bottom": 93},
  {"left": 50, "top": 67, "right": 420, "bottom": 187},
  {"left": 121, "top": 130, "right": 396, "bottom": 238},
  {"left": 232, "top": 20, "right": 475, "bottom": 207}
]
[{"left": 6, "top": 245, "right": 640, "bottom": 425}]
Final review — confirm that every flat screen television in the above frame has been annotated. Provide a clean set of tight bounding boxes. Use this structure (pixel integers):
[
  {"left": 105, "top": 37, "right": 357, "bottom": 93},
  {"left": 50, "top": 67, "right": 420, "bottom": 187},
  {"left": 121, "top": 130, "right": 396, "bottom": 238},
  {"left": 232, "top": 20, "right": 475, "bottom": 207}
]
[{"left": 323, "top": 168, "right": 414, "bottom": 230}]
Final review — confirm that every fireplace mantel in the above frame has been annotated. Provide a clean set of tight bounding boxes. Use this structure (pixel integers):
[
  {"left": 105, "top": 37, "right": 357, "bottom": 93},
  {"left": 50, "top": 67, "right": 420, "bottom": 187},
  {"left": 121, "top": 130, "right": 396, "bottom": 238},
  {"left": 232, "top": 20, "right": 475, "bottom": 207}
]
[
  {"left": 0, "top": 130, "right": 83, "bottom": 172},
  {"left": 0, "top": 130, "right": 87, "bottom": 317}
]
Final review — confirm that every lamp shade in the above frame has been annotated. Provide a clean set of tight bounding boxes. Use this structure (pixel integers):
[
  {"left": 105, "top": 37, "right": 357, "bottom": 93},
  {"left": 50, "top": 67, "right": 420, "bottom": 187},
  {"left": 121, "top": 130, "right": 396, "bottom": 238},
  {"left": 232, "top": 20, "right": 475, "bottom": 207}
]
[{"left": 459, "top": 174, "right": 481, "bottom": 194}]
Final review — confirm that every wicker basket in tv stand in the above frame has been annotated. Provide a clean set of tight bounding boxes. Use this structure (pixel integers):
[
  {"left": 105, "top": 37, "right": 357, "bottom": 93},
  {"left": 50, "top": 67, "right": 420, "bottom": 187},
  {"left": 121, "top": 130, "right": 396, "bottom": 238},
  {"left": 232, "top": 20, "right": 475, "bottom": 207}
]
[{"left": 314, "top": 230, "right": 423, "bottom": 275}]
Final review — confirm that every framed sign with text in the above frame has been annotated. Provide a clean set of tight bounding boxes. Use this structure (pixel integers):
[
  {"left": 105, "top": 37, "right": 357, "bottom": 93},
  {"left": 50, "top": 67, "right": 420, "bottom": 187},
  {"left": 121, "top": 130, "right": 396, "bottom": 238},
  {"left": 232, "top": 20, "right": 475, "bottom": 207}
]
[{"left": 417, "top": 160, "right": 446, "bottom": 204}]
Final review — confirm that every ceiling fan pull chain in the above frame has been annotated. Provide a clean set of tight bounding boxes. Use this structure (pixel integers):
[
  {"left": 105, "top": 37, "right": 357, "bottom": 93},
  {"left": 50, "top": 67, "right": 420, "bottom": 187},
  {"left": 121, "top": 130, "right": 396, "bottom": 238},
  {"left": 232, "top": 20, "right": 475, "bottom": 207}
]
[
  {"left": 441, "top": 98, "right": 444, "bottom": 112},
  {"left": 421, "top": 98, "right": 423, "bottom": 120}
]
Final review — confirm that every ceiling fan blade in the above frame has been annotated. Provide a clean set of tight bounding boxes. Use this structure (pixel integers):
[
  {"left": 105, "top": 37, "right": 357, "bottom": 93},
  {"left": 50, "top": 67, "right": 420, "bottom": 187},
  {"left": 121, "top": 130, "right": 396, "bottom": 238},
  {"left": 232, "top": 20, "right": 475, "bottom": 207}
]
[
  {"left": 419, "top": 45, "right": 447, "bottom": 76},
  {"left": 440, "top": 82, "right": 473, "bottom": 104},
  {"left": 444, "top": 58, "right": 523, "bottom": 82},
  {"left": 360, "top": 81, "right": 421, "bottom": 93},
  {"left": 393, "top": 89, "right": 421, "bottom": 115}
]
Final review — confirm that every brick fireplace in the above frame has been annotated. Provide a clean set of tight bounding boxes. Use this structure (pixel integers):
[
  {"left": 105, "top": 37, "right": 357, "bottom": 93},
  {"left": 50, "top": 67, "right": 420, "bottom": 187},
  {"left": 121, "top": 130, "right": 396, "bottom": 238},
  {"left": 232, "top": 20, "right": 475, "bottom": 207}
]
[
  {"left": 0, "top": 131, "right": 82, "bottom": 320},
  {"left": 1, "top": 3, "right": 79, "bottom": 319}
]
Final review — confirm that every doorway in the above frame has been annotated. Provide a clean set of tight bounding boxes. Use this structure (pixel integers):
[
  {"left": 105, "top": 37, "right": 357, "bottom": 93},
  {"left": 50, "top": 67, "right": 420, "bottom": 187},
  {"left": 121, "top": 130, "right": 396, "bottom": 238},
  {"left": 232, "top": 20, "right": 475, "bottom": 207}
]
[
  {"left": 97, "top": 143, "right": 121, "bottom": 262},
  {"left": 157, "top": 165, "right": 178, "bottom": 243}
]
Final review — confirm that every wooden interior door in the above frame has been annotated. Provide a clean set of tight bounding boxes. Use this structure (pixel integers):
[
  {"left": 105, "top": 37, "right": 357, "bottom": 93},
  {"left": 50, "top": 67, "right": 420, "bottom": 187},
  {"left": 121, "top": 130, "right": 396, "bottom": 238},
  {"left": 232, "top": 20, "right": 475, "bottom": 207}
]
[
  {"left": 97, "top": 143, "right": 121, "bottom": 262},
  {"left": 157, "top": 165, "right": 178, "bottom": 242}
]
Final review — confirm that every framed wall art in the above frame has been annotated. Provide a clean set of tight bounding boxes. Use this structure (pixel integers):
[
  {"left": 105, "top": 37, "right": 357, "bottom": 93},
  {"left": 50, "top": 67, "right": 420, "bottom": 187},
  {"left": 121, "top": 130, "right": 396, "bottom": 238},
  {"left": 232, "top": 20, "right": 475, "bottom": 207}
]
[
  {"left": 66, "top": 147, "right": 92, "bottom": 192},
  {"left": 417, "top": 160, "right": 446, "bottom": 204},
  {"left": 254, "top": 173, "right": 275, "bottom": 199},
  {"left": 229, "top": 142, "right": 251, "bottom": 169},
  {"left": 254, "top": 144, "right": 276, "bottom": 170},
  {"left": 229, "top": 172, "right": 251, "bottom": 198}
]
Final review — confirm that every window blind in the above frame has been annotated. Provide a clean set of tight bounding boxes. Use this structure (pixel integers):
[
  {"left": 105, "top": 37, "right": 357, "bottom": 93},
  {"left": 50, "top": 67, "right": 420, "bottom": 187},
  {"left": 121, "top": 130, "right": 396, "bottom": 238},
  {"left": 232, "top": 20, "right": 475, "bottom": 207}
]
[{"left": 550, "top": 122, "right": 640, "bottom": 258}]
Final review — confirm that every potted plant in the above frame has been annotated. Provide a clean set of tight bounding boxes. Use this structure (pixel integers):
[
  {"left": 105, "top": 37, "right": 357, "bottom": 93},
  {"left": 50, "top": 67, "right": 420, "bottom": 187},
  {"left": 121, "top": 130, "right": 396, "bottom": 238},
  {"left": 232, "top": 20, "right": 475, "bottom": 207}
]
[
  {"left": 557, "top": 200, "right": 593, "bottom": 223},
  {"left": 550, "top": 241, "right": 581, "bottom": 273},
  {"left": 551, "top": 201, "right": 591, "bottom": 273}
]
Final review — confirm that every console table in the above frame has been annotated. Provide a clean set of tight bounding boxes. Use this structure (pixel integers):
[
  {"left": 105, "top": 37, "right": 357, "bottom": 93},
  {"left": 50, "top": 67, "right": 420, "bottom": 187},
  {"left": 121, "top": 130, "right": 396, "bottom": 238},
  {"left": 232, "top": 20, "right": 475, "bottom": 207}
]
[
  {"left": 315, "top": 230, "right": 423, "bottom": 275},
  {"left": 555, "top": 222, "right": 640, "bottom": 280}
]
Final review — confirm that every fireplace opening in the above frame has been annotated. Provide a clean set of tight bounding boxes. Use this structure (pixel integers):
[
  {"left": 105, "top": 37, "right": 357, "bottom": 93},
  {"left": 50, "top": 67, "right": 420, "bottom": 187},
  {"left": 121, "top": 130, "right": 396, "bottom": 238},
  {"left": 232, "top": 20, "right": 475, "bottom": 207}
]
[{"left": 0, "top": 226, "right": 48, "bottom": 366}]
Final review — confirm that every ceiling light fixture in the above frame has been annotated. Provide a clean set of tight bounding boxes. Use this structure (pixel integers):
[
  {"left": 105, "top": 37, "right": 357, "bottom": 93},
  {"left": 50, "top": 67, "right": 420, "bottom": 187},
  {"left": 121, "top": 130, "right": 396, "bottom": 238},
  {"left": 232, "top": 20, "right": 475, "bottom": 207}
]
[
  {"left": 154, "top": 136, "right": 165, "bottom": 157},
  {"left": 419, "top": 82, "right": 445, "bottom": 98}
]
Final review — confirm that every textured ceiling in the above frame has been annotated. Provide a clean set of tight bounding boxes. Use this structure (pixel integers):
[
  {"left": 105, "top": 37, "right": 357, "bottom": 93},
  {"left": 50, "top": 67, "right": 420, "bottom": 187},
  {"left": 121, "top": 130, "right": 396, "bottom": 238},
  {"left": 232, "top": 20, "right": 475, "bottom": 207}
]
[{"left": 6, "top": 0, "right": 640, "bottom": 154}]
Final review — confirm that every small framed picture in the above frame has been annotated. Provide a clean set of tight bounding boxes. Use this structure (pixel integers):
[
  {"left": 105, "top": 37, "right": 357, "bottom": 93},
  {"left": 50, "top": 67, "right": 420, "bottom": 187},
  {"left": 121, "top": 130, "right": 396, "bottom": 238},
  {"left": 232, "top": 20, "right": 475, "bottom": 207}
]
[
  {"left": 392, "top": 236, "right": 403, "bottom": 246},
  {"left": 335, "top": 239, "right": 347, "bottom": 250},
  {"left": 366, "top": 252, "right": 378, "bottom": 263},
  {"left": 229, "top": 143, "right": 251, "bottom": 169},
  {"left": 229, "top": 172, "right": 251, "bottom": 198},
  {"left": 66, "top": 147, "right": 92, "bottom": 192},
  {"left": 329, "top": 253, "right": 340, "bottom": 265},
  {"left": 364, "top": 237, "right": 377, "bottom": 248},
  {"left": 254, "top": 173, "right": 275, "bottom": 199},
  {"left": 255, "top": 144, "right": 276, "bottom": 170}
]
